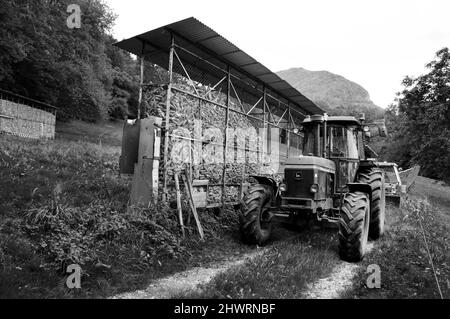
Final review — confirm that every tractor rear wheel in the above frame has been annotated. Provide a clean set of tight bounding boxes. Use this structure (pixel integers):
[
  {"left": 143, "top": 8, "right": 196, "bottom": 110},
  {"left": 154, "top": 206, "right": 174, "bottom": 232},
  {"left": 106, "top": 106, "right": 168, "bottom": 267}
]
[
  {"left": 239, "top": 184, "right": 273, "bottom": 246},
  {"left": 339, "top": 192, "right": 370, "bottom": 262},
  {"left": 358, "top": 168, "right": 386, "bottom": 239}
]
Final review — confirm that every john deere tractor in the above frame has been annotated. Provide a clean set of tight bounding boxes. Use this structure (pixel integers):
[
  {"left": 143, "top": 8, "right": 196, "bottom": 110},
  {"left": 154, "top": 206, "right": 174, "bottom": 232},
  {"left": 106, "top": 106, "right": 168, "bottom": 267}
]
[{"left": 239, "top": 114, "right": 388, "bottom": 262}]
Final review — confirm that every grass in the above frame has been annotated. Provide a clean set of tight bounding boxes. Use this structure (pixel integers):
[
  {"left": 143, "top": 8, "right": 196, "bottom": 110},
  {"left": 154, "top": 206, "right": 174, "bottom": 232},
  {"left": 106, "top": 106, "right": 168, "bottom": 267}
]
[
  {"left": 0, "top": 121, "right": 253, "bottom": 299},
  {"left": 55, "top": 120, "right": 124, "bottom": 147}
]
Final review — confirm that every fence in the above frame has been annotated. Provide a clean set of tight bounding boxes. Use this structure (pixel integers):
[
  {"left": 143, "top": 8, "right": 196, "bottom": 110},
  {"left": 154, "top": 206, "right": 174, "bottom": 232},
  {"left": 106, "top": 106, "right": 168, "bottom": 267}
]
[{"left": 0, "top": 89, "right": 57, "bottom": 139}]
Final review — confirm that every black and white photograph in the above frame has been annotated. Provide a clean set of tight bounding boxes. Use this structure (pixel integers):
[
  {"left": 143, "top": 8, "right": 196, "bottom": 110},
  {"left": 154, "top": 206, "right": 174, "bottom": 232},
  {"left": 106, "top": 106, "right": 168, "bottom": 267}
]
[{"left": 0, "top": 0, "right": 449, "bottom": 306}]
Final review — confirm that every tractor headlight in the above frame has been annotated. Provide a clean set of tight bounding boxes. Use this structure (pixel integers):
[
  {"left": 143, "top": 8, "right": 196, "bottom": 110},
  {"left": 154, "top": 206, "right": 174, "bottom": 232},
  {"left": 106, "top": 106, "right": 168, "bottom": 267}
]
[
  {"left": 310, "top": 184, "right": 319, "bottom": 193},
  {"left": 279, "top": 184, "right": 287, "bottom": 193}
]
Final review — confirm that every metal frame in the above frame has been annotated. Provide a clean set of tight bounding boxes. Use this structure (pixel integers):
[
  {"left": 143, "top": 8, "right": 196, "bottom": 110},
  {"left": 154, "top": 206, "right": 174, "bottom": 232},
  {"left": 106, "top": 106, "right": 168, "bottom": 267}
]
[{"left": 137, "top": 33, "right": 309, "bottom": 206}]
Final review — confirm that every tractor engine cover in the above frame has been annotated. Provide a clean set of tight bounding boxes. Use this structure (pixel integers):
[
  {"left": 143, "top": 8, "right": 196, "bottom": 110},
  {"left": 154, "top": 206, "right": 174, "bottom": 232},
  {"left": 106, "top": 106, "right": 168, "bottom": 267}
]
[{"left": 284, "top": 156, "right": 336, "bottom": 200}]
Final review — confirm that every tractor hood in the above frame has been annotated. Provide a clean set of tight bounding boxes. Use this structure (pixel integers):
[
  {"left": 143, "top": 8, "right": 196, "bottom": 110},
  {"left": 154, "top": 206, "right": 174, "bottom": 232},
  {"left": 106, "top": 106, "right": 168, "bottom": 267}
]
[
  {"left": 284, "top": 156, "right": 335, "bottom": 200},
  {"left": 285, "top": 156, "right": 335, "bottom": 174}
]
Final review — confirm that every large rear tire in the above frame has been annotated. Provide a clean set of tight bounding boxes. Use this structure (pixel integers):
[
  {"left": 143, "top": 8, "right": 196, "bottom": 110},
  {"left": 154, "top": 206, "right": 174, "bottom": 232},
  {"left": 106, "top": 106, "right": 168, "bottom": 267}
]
[
  {"left": 239, "top": 184, "right": 273, "bottom": 246},
  {"left": 358, "top": 168, "right": 386, "bottom": 239},
  {"left": 339, "top": 192, "right": 370, "bottom": 262}
]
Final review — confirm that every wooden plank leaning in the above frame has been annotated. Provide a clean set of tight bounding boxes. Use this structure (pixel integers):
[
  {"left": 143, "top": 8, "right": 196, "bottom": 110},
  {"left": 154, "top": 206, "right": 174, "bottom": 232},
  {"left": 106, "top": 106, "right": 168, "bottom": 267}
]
[{"left": 182, "top": 167, "right": 204, "bottom": 240}]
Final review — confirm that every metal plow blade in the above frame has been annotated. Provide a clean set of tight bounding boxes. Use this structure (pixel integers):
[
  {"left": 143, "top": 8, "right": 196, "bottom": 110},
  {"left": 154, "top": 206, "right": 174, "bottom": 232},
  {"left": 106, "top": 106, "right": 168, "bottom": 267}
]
[
  {"left": 398, "top": 166, "right": 421, "bottom": 192},
  {"left": 379, "top": 163, "right": 421, "bottom": 207}
]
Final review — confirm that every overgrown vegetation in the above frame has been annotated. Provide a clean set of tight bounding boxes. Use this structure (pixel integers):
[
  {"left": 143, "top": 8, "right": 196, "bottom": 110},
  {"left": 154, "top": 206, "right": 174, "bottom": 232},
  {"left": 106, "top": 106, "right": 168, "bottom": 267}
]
[
  {"left": 343, "top": 190, "right": 449, "bottom": 299},
  {"left": 0, "top": 125, "right": 247, "bottom": 298}
]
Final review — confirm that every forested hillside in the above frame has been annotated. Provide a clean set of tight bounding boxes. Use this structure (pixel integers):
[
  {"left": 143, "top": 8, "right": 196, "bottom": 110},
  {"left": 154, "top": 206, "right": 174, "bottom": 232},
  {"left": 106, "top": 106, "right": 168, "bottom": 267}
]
[{"left": 0, "top": 0, "right": 140, "bottom": 122}]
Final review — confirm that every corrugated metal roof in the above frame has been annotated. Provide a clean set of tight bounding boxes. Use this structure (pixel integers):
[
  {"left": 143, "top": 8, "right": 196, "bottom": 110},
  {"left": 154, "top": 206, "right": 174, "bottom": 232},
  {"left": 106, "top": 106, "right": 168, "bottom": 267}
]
[{"left": 114, "top": 17, "right": 324, "bottom": 116}]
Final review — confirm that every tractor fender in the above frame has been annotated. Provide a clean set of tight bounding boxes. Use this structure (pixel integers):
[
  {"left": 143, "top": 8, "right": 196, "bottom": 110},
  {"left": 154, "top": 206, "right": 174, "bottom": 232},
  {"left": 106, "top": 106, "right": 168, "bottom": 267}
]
[
  {"left": 347, "top": 183, "right": 372, "bottom": 202},
  {"left": 250, "top": 176, "right": 278, "bottom": 191},
  {"left": 250, "top": 176, "right": 279, "bottom": 206}
]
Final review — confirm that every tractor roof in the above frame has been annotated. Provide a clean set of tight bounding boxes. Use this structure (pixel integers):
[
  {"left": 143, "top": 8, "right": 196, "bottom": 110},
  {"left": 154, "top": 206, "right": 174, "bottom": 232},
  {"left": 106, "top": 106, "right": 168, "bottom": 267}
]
[
  {"left": 327, "top": 116, "right": 361, "bottom": 126},
  {"left": 377, "top": 162, "right": 399, "bottom": 168},
  {"left": 303, "top": 115, "right": 361, "bottom": 126}
]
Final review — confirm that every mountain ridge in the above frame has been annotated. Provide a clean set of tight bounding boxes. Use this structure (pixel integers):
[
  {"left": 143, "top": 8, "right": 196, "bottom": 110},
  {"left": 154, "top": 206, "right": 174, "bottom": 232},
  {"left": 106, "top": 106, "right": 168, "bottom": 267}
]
[{"left": 277, "top": 67, "right": 385, "bottom": 120}]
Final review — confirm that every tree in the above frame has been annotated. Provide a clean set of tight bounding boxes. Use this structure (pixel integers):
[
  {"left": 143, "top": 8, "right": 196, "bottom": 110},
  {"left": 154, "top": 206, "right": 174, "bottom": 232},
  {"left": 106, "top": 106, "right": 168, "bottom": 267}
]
[{"left": 389, "top": 48, "right": 450, "bottom": 182}]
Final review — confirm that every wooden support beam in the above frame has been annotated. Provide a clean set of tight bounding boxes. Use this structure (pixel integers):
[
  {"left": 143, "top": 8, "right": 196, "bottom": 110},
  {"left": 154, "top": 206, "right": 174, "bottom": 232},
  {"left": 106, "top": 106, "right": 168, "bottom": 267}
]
[
  {"left": 137, "top": 42, "right": 145, "bottom": 120},
  {"left": 162, "top": 35, "right": 175, "bottom": 202},
  {"left": 287, "top": 105, "right": 291, "bottom": 158}
]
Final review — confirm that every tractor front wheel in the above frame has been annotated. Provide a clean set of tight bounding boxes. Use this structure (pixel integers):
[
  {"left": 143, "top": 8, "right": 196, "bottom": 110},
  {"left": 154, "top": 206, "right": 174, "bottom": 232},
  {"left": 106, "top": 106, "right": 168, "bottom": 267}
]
[
  {"left": 358, "top": 168, "right": 386, "bottom": 239},
  {"left": 339, "top": 192, "right": 370, "bottom": 262},
  {"left": 239, "top": 184, "right": 273, "bottom": 246}
]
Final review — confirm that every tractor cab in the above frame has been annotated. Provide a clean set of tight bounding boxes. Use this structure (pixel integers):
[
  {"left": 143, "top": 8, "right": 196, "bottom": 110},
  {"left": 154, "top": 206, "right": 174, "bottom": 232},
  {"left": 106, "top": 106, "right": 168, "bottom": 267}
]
[
  {"left": 288, "top": 114, "right": 365, "bottom": 196},
  {"left": 301, "top": 114, "right": 362, "bottom": 158}
]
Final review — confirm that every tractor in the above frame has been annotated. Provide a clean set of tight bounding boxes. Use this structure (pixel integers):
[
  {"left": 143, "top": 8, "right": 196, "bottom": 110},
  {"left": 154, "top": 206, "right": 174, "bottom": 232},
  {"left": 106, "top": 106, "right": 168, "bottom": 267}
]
[{"left": 239, "top": 114, "right": 388, "bottom": 262}]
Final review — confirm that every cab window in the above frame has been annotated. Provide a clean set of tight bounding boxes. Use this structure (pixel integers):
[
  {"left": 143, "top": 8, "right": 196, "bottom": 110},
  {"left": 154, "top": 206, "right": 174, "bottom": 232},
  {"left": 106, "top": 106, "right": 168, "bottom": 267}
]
[
  {"left": 302, "top": 124, "right": 323, "bottom": 156},
  {"left": 329, "top": 126, "right": 359, "bottom": 159}
]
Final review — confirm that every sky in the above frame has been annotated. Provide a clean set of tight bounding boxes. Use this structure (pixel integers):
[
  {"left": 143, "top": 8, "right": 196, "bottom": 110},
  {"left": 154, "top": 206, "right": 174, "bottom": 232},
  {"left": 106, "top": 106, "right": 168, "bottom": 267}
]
[{"left": 106, "top": 0, "right": 450, "bottom": 108}]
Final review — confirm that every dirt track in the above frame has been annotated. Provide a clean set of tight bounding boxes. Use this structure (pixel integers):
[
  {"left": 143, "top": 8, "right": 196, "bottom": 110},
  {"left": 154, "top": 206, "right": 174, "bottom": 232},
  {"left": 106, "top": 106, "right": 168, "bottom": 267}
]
[{"left": 112, "top": 250, "right": 266, "bottom": 299}]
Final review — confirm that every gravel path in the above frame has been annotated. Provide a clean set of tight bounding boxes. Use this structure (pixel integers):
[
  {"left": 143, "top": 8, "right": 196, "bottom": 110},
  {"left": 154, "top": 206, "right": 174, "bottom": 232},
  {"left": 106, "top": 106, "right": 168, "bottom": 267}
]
[{"left": 303, "top": 242, "right": 375, "bottom": 299}]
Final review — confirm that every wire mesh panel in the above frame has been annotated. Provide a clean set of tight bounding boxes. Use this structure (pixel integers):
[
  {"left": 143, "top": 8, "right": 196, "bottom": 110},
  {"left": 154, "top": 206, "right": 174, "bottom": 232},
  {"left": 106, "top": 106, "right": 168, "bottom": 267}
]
[{"left": 140, "top": 37, "right": 311, "bottom": 206}]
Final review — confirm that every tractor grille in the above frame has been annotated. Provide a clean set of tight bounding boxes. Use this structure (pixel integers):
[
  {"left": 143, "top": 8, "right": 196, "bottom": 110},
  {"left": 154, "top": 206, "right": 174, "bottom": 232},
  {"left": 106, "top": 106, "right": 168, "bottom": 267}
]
[{"left": 285, "top": 169, "right": 314, "bottom": 198}]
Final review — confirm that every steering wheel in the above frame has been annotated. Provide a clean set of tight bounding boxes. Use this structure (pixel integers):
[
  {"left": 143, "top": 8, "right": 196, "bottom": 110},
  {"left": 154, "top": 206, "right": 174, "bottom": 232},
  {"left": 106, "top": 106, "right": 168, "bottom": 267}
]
[{"left": 331, "top": 146, "right": 345, "bottom": 157}]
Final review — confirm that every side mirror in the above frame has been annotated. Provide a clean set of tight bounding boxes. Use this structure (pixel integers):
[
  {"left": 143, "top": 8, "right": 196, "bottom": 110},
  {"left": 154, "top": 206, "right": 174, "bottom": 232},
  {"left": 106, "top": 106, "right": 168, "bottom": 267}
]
[
  {"left": 378, "top": 123, "right": 388, "bottom": 137},
  {"left": 363, "top": 125, "right": 371, "bottom": 138}
]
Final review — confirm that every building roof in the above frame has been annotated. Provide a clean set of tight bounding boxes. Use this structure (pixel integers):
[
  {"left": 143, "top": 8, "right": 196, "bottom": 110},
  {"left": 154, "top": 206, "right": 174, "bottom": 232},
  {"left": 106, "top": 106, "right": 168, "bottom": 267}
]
[{"left": 114, "top": 17, "right": 324, "bottom": 117}]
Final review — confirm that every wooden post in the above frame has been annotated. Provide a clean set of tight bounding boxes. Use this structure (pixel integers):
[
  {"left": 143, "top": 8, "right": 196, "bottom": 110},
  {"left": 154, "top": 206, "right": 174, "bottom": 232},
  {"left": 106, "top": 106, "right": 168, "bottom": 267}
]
[
  {"left": 138, "top": 42, "right": 145, "bottom": 120},
  {"left": 287, "top": 104, "right": 291, "bottom": 159},
  {"left": 263, "top": 87, "right": 268, "bottom": 159},
  {"left": 162, "top": 35, "right": 175, "bottom": 202},
  {"left": 183, "top": 168, "right": 204, "bottom": 240},
  {"left": 222, "top": 66, "right": 231, "bottom": 212},
  {"left": 240, "top": 163, "right": 246, "bottom": 201},
  {"left": 174, "top": 172, "right": 185, "bottom": 239}
]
